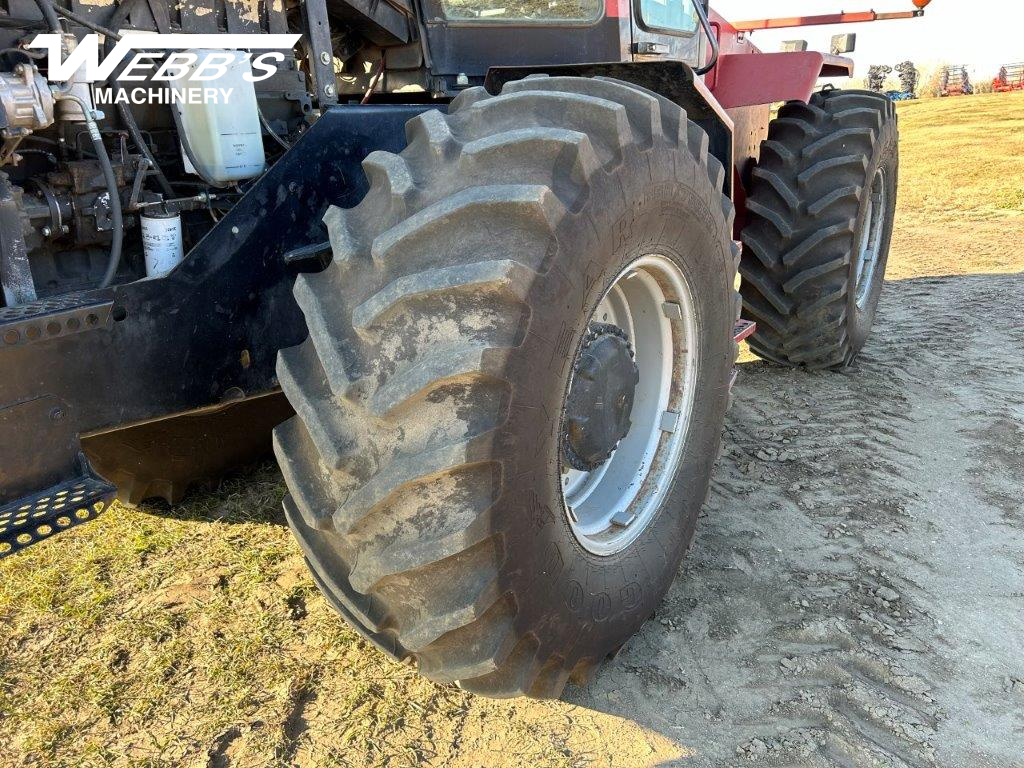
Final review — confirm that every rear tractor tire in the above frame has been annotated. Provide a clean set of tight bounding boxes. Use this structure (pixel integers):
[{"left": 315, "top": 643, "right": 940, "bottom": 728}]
[
  {"left": 273, "top": 76, "right": 738, "bottom": 698},
  {"left": 739, "top": 88, "right": 898, "bottom": 369}
]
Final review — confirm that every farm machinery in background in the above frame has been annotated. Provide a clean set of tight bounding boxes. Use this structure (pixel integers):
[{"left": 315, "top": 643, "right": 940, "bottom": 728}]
[
  {"left": 893, "top": 61, "right": 919, "bottom": 99},
  {"left": 867, "top": 61, "right": 919, "bottom": 100},
  {"left": 992, "top": 63, "right": 1024, "bottom": 93},
  {"left": 867, "top": 64, "right": 895, "bottom": 93},
  {"left": 940, "top": 65, "right": 974, "bottom": 96}
]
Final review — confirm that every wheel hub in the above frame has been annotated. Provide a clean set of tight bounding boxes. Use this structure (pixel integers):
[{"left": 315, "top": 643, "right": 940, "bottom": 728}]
[
  {"left": 559, "top": 255, "right": 698, "bottom": 557},
  {"left": 562, "top": 323, "right": 639, "bottom": 472},
  {"left": 853, "top": 167, "right": 888, "bottom": 311}
]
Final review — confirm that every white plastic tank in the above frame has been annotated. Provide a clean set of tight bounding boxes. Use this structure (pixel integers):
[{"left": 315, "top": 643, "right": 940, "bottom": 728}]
[{"left": 170, "top": 50, "right": 266, "bottom": 185}]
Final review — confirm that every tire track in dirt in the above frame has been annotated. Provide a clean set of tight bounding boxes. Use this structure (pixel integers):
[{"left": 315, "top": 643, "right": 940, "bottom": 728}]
[{"left": 567, "top": 273, "right": 1024, "bottom": 767}]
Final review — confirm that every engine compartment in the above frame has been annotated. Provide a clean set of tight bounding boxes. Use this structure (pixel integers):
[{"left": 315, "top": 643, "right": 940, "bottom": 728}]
[{"left": 0, "top": 0, "right": 416, "bottom": 305}]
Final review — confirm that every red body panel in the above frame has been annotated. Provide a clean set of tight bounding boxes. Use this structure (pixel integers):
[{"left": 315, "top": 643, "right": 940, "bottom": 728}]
[
  {"left": 712, "top": 51, "right": 852, "bottom": 109},
  {"left": 705, "top": 10, "right": 854, "bottom": 109},
  {"left": 604, "top": 0, "right": 627, "bottom": 19}
]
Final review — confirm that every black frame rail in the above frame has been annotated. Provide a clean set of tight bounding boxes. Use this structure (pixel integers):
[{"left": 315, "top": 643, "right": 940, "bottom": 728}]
[{"left": 0, "top": 105, "right": 434, "bottom": 514}]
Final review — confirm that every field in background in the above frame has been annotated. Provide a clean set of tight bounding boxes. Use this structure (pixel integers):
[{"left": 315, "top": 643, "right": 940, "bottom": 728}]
[
  {"left": 1, "top": 91, "right": 1022, "bottom": 768},
  {"left": 885, "top": 93, "right": 1024, "bottom": 279}
]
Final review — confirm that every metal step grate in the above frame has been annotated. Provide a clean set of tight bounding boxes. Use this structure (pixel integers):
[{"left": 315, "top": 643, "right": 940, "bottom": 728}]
[
  {"left": 0, "top": 475, "right": 116, "bottom": 558},
  {"left": 730, "top": 320, "right": 757, "bottom": 394},
  {"left": 733, "top": 319, "right": 756, "bottom": 343},
  {"left": 0, "top": 294, "right": 113, "bottom": 349}
]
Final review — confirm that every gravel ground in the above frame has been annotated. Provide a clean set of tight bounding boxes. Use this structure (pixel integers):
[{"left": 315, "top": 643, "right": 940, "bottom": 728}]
[{"left": 570, "top": 270, "right": 1024, "bottom": 766}]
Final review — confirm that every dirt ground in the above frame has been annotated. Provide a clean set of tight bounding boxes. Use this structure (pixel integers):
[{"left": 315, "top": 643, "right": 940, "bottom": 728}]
[{"left": 1, "top": 92, "right": 1022, "bottom": 768}]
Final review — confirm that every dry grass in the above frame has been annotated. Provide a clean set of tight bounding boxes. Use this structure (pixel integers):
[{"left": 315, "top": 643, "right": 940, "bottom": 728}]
[
  {"left": 885, "top": 91, "right": 1024, "bottom": 279},
  {"left": 1, "top": 91, "right": 1022, "bottom": 768},
  {"left": 0, "top": 467, "right": 484, "bottom": 767}
]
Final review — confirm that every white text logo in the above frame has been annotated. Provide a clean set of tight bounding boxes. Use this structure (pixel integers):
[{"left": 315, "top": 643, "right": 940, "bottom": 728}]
[{"left": 27, "top": 33, "right": 301, "bottom": 84}]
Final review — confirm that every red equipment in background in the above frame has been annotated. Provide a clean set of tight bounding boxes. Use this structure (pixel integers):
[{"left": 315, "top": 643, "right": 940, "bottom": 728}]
[
  {"left": 993, "top": 63, "right": 1024, "bottom": 92},
  {"left": 940, "top": 65, "right": 973, "bottom": 96}
]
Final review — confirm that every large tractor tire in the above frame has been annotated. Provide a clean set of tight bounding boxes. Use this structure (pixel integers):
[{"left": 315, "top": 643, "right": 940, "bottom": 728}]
[
  {"left": 739, "top": 89, "right": 898, "bottom": 369},
  {"left": 273, "top": 76, "right": 738, "bottom": 698}
]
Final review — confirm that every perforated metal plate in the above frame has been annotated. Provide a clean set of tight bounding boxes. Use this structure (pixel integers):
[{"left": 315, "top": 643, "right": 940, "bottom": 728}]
[
  {"left": 0, "top": 475, "right": 116, "bottom": 558},
  {"left": 0, "top": 294, "right": 113, "bottom": 348},
  {"left": 730, "top": 321, "right": 757, "bottom": 394},
  {"left": 733, "top": 319, "right": 757, "bottom": 343}
]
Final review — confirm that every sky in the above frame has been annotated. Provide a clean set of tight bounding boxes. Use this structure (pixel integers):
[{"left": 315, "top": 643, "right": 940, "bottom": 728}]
[{"left": 712, "top": 1, "right": 1024, "bottom": 80}]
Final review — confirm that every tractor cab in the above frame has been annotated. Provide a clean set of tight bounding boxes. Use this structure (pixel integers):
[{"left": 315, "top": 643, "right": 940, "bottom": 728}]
[
  {"left": 337, "top": 0, "right": 709, "bottom": 99},
  {"left": 416, "top": 0, "right": 705, "bottom": 93}
]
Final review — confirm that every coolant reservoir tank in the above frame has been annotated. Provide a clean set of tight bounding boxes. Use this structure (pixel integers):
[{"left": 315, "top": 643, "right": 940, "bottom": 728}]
[{"left": 171, "top": 50, "right": 265, "bottom": 185}]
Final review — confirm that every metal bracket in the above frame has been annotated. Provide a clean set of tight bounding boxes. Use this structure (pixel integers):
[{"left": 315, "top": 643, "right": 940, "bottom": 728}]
[
  {"left": 0, "top": 295, "right": 113, "bottom": 348},
  {"left": 729, "top": 319, "right": 756, "bottom": 394},
  {"left": 302, "top": 0, "right": 339, "bottom": 107},
  {"left": 733, "top": 319, "right": 756, "bottom": 343},
  {"left": 283, "top": 240, "right": 332, "bottom": 270}
]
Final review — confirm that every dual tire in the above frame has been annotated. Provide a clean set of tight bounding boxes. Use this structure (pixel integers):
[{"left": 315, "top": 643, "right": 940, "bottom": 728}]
[{"left": 739, "top": 89, "right": 899, "bottom": 368}]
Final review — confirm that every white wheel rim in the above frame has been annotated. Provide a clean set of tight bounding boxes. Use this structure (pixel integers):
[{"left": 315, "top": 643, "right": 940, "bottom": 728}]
[
  {"left": 853, "top": 167, "right": 887, "bottom": 311},
  {"left": 560, "top": 254, "right": 699, "bottom": 556}
]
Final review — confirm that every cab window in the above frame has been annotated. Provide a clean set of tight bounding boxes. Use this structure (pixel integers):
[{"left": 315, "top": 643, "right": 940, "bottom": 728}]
[
  {"left": 440, "top": 0, "right": 603, "bottom": 22},
  {"left": 639, "top": 0, "right": 697, "bottom": 34}
]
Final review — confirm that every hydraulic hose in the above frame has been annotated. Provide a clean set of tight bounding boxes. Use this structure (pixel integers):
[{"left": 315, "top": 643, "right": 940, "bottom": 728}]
[
  {"left": 0, "top": 47, "right": 46, "bottom": 60},
  {"left": 31, "top": 0, "right": 62, "bottom": 34},
  {"left": 91, "top": 121, "right": 124, "bottom": 288},
  {"left": 58, "top": 92, "right": 123, "bottom": 288},
  {"left": 693, "top": 0, "right": 720, "bottom": 76},
  {"left": 103, "top": 0, "right": 175, "bottom": 198},
  {"left": 118, "top": 102, "right": 175, "bottom": 197},
  {"left": 258, "top": 106, "right": 291, "bottom": 151},
  {"left": 53, "top": 5, "right": 121, "bottom": 40},
  {"left": 361, "top": 50, "right": 386, "bottom": 104}
]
